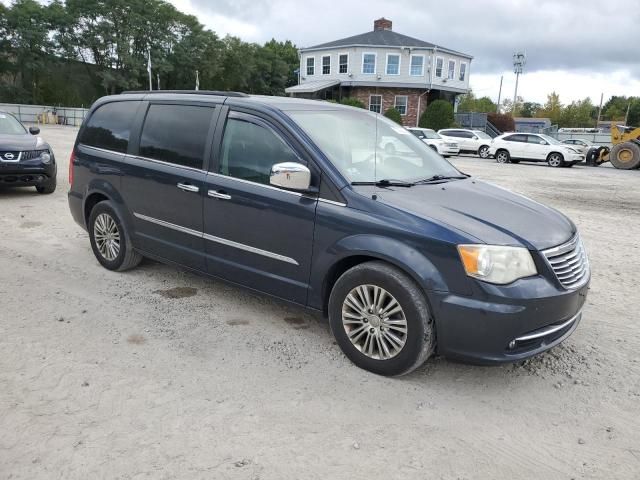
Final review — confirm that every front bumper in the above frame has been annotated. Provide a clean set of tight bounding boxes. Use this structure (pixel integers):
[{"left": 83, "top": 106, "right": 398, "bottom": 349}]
[
  {"left": 429, "top": 276, "right": 589, "bottom": 364},
  {"left": 568, "top": 153, "right": 585, "bottom": 162},
  {"left": 440, "top": 146, "right": 460, "bottom": 156},
  {"left": 0, "top": 155, "right": 56, "bottom": 186}
]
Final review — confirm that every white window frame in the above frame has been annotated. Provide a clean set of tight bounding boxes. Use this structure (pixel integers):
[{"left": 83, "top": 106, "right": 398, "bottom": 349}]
[
  {"left": 459, "top": 62, "right": 467, "bottom": 81},
  {"left": 385, "top": 53, "right": 401, "bottom": 76},
  {"left": 394, "top": 95, "right": 408, "bottom": 116},
  {"left": 410, "top": 54, "right": 425, "bottom": 76},
  {"left": 447, "top": 59, "right": 456, "bottom": 80},
  {"left": 362, "top": 52, "right": 377, "bottom": 75},
  {"left": 369, "top": 95, "right": 382, "bottom": 113},
  {"left": 322, "top": 55, "right": 331, "bottom": 75},
  {"left": 435, "top": 56, "right": 444, "bottom": 78},
  {"left": 338, "top": 52, "right": 349, "bottom": 74},
  {"left": 306, "top": 56, "right": 315, "bottom": 76}
]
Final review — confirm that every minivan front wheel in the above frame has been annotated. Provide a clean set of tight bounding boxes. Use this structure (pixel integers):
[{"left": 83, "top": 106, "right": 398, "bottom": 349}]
[
  {"left": 328, "top": 261, "right": 435, "bottom": 376},
  {"left": 88, "top": 201, "right": 142, "bottom": 271}
]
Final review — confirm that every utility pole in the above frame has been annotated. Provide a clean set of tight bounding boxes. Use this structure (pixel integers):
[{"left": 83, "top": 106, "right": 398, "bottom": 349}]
[
  {"left": 512, "top": 52, "right": 526, "bottom": 115},
  {"left": 624, "top": 101, "right": 631, "bottom": 125},
  {"left": 147, "top": 49, "right": 152, "bottom": 91},
  {"left": 595, "top": 92, "right": 604, "bottom": 130},
  {"left": 195, "top": 70, "right": 200, "bottom": 91},
  {"left": 157, "top": 73, "right": 160, "bottom": 90},
  {"left": 496, "top": 75, "right": 503, "bottom": 113}
]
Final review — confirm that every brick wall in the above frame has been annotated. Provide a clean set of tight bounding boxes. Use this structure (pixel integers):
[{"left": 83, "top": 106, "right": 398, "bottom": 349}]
[{"left": 349, "top": 87, "right": 430, "bottom": 127}]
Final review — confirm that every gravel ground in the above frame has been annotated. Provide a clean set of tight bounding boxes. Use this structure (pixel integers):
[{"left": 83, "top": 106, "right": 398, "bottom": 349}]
[{"left": 1, "top": 125, "right": 639, "bottom": 479}]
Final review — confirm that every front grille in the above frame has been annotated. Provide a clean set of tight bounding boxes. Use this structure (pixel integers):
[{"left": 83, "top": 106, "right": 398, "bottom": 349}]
[
  {"left": 21, "top": 149, "right": 48, "bottom": 161},
  {"left": 543, "top": 235, "right": 589, "bottom": 289},
  {"left": 446, "top": 143, "right": 458, "bottom": 147}
]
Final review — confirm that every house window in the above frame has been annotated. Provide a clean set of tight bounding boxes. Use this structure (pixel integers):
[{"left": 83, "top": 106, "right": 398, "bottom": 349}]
[
  {"left": 410, "top": 55, "right": 424, "bottom": 76},
  {"left": 362, "top": 53, "right": 376, "bottom": 74},
  {"left": 339, "top": 54, "right": 348, "bottom": 74},
  {"left": 306, "top": 57, "right": 315, "bottom": 76},
  {"left": 435, "top": 57, "right": 444, "bottom": 78},
  {"left": 322, "top": 55, "right": 331, "bottom": 75},
  {"left": 459, "top": 62, "right": 467, "bottom": 81},
  {"left": 386, "top": 54, "right": 400, "bottom": 75},
  {"left": 395, "top": 96, "right": 408, "bottom": 116},
  {"left": 448, "top": 60, "right": 456, "bottom": 80},
  {"left": 369, "top": 95, "right": 382, "bottom": 113}
]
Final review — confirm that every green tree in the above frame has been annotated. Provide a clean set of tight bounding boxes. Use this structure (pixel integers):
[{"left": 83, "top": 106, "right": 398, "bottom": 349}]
[
  {"left": 537, "top": 92, "right": 563, "bottom": 125},
  {"left": 384, "top": 107, "right": 403, "bottom": 124},
  {"left": 627, "top": 99, "right": 640, "bottom": 126},
  {"left": 457, "top": 90, "right": 496, "bottom": 113},
  {"left": 560, "top": 98, "right": 594, "bottom": 127},
  {"left": 420, "top": 100, "right": 454, "bottom": 130},
  {"left": 519, "top": 102, "right": 541, "bottom": 118}
]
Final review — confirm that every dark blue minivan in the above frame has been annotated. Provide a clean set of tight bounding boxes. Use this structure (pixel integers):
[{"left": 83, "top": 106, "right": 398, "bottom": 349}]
[{"left": 68, "top": 91, "right": 590, "bottom": 376}]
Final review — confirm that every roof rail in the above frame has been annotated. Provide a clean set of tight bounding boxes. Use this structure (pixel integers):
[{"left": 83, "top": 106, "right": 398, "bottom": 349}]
[{"left": 121, "top": 90, "right": 249, "bottom": 97}]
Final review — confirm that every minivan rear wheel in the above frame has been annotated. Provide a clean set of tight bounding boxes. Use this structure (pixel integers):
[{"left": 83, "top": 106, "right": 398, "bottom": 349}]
[
  {"left": 88, "top": 201, "right": 142, "bottom": 271},
  {"left": 328, "top": 261, "right": 435, "bottom": 376}
]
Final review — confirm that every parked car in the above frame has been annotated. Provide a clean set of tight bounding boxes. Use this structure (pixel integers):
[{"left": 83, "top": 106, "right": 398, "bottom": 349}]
[
  {"left": 406, "top": 127, "right": 460, "bottom": 157},
  {"left": 561, "top": 138, "right": 601, "bottom": 155},
  {"left": 0, "top": 111, "right": 56, "bottom": 193},
  {"left": 490, "top": 133, "right": 585, "bottom": 167},
  {"left": 438, "top": 128, "right": 493, "bottom": 158},
  {"left": 69, "top": 92, "right": 589, "bottom": 376}
]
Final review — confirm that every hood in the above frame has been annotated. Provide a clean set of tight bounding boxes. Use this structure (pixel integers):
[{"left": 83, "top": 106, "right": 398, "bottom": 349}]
[
  {"left": 361, "top": 179, "right": 575, "bottom": 250},
  {"left": 0, "top": 133, "right": 39, "bottom": 151}
]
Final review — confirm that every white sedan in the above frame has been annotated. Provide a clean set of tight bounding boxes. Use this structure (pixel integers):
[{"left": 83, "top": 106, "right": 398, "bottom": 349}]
[
  {"left": 489, "top": 133, "right": 585, "bottom": 167},
  {"left": 406, "top": 127, "right": 460, "bottom": 157}
]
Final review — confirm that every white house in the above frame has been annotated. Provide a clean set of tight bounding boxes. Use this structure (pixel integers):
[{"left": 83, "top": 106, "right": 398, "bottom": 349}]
[{"left": 285, "top": 18, "right": 473, "bottom": 126}]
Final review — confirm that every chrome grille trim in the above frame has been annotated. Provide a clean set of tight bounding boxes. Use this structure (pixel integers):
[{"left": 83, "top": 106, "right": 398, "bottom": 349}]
[{"left": 542, "top": 235, "right": 589, "bottom": 290}]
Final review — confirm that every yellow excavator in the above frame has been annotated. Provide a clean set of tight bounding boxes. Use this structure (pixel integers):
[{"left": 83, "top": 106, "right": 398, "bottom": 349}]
[{"left": 588, "top": 125, "right": 640, "bottom": 169}]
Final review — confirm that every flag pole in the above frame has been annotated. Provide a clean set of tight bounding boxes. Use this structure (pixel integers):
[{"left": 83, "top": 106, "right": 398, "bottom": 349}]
[
  {"left": 147, "top": 49, "right": 152, "bottom": 91},
  {"left": 195, "top": 70, "right": 200, "bottom": 91}
]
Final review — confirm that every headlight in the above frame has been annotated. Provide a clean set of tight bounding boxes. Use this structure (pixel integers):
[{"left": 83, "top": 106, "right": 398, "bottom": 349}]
[
  {"left": 457, "top": 245, "right": 537, "bottom": 284},
  {"left": 41, "top": 152, "right": 51, "bottom": 164}
]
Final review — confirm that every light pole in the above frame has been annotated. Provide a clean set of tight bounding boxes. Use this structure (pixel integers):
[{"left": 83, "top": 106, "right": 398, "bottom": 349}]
[{"left": 512, "top": 52, "right": 526, "bottom": 114}]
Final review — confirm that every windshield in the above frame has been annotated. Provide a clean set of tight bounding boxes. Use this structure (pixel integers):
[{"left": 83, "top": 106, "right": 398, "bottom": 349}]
[
  {"left": 539, "top": 134, "right": 563, "bottom": 145},
  {"left": 474, "top": 131, "right": 492, "bottom": 139},
  {"left": 288, "top": 108, "right": 461, "bottom": 183},
  {"left": 0, "top": 113, "right": 27, "bottom": 135}
]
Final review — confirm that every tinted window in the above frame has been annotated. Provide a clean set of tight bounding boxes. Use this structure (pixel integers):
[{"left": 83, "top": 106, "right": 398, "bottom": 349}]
[
  {"left": 527, "top": 135, "right": 546, "bottom": 144},
  {"left": 219, "top": 116, "right": 300, "bottom": 185},
  {"left": 139, "top": 104, "right": 214, "bottom": 169},
  {"left": 504, "top": 134, "right": 527, "bottom": 142},
  {"left": 80, "top": 101, "right": 139, "bottom": 153},
  {"left": 442, "top": 130, "right": 462, "bottom": 137}
]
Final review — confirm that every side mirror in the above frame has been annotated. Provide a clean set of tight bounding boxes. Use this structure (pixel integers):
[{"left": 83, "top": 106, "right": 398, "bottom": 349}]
[
  {"left": 29, "top": 126, "right": 40, "bottom": 135},
  {"left": 472, "top": 135, "right": 478, "bottom": 140},
  {"left": 270, "top": 162, "right": 311, "bottom": 191},
  {"left": 539, "top": 140, "right": 547, "bottom": 145}
]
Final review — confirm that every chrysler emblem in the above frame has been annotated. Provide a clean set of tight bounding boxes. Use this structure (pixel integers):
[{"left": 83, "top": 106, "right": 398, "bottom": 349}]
[{"left": 3, "top": 153, "right": 14, "bottom": 160}]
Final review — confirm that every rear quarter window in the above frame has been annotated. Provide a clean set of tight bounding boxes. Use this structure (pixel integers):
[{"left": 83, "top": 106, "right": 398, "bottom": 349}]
[{"left": 79, "top": 101, "right": 140, "bottom": 153}]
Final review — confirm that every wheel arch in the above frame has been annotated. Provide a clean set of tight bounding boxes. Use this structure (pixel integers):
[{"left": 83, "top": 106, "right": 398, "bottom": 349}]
[
  {"left": 82, "top": 180, "right": 130, "bottom": 229},
  {"left": 319, "top": 235, "right": 449, "bottom": 315}
]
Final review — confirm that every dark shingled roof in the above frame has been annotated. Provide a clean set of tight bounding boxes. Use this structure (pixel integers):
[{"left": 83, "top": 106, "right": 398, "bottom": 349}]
[{"left": 303, "top": 29, "right": 472, "bottom": 58}]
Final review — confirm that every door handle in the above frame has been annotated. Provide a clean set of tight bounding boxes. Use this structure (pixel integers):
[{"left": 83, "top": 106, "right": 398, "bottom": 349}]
[
  {"left": 177, "top": 182, "right": 199, "bottom": 193},
  {"left": 208, "top": 189, "right": 231, "bottom": 200}
]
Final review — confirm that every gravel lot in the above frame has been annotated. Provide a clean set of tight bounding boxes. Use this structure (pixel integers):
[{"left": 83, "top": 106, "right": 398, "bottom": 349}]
[{"left": 1, "top": 125, "right": 639, "bottom": 479}]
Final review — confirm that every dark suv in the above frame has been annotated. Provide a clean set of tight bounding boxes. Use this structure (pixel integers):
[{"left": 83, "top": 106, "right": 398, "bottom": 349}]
[
  {"left": 68, "top": 91, "right": 590, "bottom": 376},
  {"left": 0, "top": 111, "right": 56, "bottom": 193}
]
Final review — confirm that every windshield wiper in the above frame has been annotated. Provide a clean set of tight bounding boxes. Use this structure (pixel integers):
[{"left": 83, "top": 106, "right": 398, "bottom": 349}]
[
  {"left": 414, "top": 174, "right": 469, "bottom": 184},
  {"left": 351, "top": 179, "right": 415, "bottom": 187}
]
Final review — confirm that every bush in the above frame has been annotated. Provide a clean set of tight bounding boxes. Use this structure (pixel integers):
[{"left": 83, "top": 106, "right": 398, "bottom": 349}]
[
  {"left": 338, "top": 97, "right": 366, "bottom": 109},
  {"left": 487, "top": 112, "right": 515, "bottom": 132},
  {"left": 419, "top": 100, "right": 454, "bottom": 130},
  {"left": 384, "top": 107, "right": 403, "bottom": 124}
]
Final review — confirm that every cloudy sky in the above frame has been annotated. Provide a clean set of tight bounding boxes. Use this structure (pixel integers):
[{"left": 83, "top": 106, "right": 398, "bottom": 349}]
[{"left": 169, "top": 0, "right": 640, "bottom": 105}]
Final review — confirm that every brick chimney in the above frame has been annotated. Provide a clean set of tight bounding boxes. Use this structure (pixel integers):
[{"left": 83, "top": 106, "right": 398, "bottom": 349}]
[{"left": 373, "top": 18, "right": 392, "bottom": 31}]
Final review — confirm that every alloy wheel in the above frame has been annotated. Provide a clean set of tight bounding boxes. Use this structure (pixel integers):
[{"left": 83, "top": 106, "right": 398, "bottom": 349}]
[
  {"left": 94, "top": 213, "right": 121, "bottom": 261},
  {"left": 548, "top": 154, "right": 562, "bottom": 167},
  {"left": 479, "top": 146, "right": 490, "bottom": 158},
  {"left": 341, "top": 284, "right": 408, "bottom": 360},
  {"left": 496, "top": 151, "right": 509, "bottom": 163}
]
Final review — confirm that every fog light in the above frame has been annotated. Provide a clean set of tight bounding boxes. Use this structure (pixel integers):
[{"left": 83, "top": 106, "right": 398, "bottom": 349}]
[
  {"left": 508, "top": 340, "right": 516, "bottom": 349},
  {"left": 41, "top": 153, "right": 51, "bottom": 164}
]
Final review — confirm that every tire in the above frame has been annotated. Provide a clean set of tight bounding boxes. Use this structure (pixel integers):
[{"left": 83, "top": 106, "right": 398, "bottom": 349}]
[
  {"left": 328, "top": 261, "right": 435, "bottom": 376},
  {"left": 547, "top": 152, "right": 565, "bottom": 168},
  {"left": 88, "top": 200, "right": 142, "bottom": 271},
  {"left": 609, "top": 142, "right": 640, "bottom": 170},
  {"left": 35, "top": 176, "right": 56, "bottom": 194},
  {"left": 495, "top": 149, "right": 510, "bottom": 164},
  {"left": 478, "top": 145, "right": 490, "bottom": 159}
]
